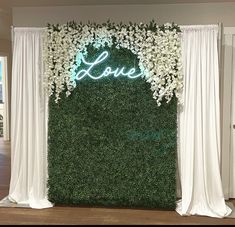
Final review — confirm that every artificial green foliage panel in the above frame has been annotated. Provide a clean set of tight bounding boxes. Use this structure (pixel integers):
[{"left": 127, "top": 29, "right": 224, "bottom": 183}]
[{"left": 48, "top": 46, "right": 177, "bottom": 209}]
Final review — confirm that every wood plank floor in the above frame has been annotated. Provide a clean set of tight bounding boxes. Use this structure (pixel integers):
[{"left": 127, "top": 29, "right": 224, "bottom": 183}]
[{"left": 0, "top": 139, "right": 235, "bottom": 225}]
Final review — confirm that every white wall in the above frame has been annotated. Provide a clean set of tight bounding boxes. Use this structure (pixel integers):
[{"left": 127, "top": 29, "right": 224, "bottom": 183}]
[
  {"left": 221, "top": 28, "right": 235, "bottom": 199},
  {"left": 12, "top": 2, "right": 235, "bottom": 27},
  {"left": 0, "top": 7, "right": 12, "bottom": 52}
]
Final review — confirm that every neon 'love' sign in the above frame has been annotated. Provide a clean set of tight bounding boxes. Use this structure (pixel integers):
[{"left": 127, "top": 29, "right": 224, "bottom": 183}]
[{"left": 74, "top": 51, "right": 142, "bottom": 81}]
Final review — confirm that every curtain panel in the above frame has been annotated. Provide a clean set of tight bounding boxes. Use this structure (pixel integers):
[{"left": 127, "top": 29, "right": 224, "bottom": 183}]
[
  {"left": 9, "top": 28, "right": 52, "bottom": 209},
  {"left": 176, "top": 25, "right": 231, "bottom": 218}
]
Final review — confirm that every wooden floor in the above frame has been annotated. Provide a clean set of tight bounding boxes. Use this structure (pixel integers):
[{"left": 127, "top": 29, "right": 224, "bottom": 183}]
[{"left": 0, "top": 139, "right": 235, "bottom": 225}]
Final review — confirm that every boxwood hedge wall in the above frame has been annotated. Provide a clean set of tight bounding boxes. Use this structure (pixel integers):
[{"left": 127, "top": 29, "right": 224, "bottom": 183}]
[{"left": 48, "top": 46, "right": 177, "bottom": 209}]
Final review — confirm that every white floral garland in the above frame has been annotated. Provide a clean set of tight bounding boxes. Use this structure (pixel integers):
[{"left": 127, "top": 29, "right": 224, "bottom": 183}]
[{"left": 43, "top": 21, "right": 183, "bottom": 106}]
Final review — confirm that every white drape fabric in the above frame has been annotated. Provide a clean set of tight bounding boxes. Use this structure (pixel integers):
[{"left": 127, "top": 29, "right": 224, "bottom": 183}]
[
  {"left": 9, "top": 28, "right": 53, "bottom": 209},
  {"left": 176, "top": 25, "right": 232, "bottom": 218}
]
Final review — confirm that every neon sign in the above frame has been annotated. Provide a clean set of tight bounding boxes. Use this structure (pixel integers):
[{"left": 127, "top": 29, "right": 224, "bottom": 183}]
[{"left": 74, "top": 51, "right": 142, "bottom": 81}]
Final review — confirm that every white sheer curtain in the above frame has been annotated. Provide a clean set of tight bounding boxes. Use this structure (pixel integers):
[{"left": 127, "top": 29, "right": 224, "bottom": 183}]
[
  {"left": 176, "top": 25, "right": 231, "bottom": 218},
  {"left": 8, "top": 28, "right": 52, "bottom": 209}
]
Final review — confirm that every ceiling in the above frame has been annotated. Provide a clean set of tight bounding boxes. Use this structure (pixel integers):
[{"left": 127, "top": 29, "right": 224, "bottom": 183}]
[{"left": 1, "top": 0, "right": 235, "bottom": 8}]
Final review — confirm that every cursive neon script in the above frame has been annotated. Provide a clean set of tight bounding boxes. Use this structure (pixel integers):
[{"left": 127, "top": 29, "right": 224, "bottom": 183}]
[{"left": 75, "top": 51, "right": 142, "bottom": 80}]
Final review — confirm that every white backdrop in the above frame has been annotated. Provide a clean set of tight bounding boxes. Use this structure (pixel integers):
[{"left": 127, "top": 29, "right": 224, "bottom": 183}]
[{"left": 2, "top": 25, "right": 233, "bottom": 217}]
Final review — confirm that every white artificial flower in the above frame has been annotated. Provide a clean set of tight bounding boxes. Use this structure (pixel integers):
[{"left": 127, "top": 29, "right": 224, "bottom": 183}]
[{"left": 43, "top": 22, "right": 183, "bottom": 105}]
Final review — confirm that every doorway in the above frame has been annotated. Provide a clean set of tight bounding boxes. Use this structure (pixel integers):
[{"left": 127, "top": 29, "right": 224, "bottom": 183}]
[
  {"left": 221, "top": 27, "right": 235, "bottom": 199},
  {"left": 0, "top": 56, "right": 9, "bottom": 141}
]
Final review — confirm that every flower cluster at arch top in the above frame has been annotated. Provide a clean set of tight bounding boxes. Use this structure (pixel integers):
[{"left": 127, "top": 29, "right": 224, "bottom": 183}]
[{"left": 43, "top": 21, "right": 183, "bottom": 106}]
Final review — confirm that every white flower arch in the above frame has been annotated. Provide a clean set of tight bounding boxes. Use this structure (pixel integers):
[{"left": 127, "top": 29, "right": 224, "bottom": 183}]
[{"left": 43, "top": 21, "right": 183, "bottom": 106}]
